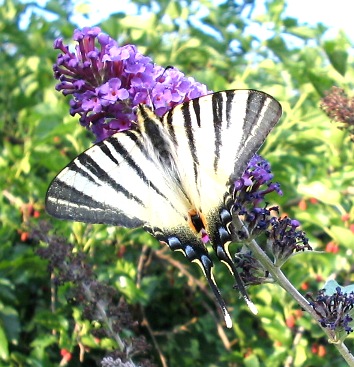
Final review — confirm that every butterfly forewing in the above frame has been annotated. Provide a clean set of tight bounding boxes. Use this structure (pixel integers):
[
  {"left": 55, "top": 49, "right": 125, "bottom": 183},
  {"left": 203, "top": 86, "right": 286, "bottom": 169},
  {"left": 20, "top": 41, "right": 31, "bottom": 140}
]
[
  {"left": 46, "top": 129, "right": 190, "bottom": 230},
  {"left": 160, "top": 90, "right": 282, "bottom": 215}
]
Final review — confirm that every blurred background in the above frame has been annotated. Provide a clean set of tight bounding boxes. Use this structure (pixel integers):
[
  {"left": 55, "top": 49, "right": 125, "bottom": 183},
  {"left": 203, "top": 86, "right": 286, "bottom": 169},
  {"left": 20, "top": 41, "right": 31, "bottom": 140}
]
[{"left": 0, "top": 0, "right": 353, "bottom": 366}]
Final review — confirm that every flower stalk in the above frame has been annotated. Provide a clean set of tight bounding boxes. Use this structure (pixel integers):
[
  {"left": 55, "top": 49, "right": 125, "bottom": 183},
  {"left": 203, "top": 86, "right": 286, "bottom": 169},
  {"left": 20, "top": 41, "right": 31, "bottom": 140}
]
[{"left": 233, "top": 216, "right": 354, "bottom": 366}]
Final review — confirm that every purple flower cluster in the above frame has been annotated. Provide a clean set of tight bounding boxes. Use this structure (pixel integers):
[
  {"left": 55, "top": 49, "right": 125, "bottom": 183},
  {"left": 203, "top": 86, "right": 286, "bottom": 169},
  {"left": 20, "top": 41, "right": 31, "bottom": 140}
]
[
  {"left": 307, "top": 287, "right": 354, "bottom": 337},
  {"left": 234, "top": 155, "right": 283, "bottom": 207},
  {"left": 232, "top": 155, "right": 282, "bottom": 236},
  {"left": 53, "top": 27, "right": 209, "bottom": 141},
  {"left": 231, "top": 155, "right": 310, "bottom": 268},
  {"left": 267, "top": 217, "right": 311, "bottom": 266}
]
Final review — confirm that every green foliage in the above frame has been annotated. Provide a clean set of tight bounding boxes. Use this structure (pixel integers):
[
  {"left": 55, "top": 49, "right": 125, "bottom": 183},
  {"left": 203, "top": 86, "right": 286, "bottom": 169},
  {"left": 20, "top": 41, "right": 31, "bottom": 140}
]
[{"left": 1, "top": 0, "right": 354, "bottom": 366}]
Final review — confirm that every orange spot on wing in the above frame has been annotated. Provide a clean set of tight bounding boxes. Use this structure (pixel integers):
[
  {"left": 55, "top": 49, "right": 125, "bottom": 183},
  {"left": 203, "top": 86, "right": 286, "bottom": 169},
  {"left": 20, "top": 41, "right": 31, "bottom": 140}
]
[{"left": 187, "top": 209, "right": 208, "bottom": 235}]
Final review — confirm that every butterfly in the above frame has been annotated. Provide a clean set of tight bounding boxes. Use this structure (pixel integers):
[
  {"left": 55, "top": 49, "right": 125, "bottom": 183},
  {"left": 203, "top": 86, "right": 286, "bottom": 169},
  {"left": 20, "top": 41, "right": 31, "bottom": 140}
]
[{"left": 46, "top": 89, "right": 282, "bottom": 328}]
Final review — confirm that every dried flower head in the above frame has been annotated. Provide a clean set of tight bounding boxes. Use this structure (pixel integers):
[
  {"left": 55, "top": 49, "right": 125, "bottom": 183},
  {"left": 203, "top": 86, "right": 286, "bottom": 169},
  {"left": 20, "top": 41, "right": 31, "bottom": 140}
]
[
  {"left": 321, "top": 86, "right": 354, "bottom": 140},
  {"left": 32, "top": 221, "right": 153, "bottom": 365},
  {"left": 234, "top": 250, "right": 273, "bottom": 287}
]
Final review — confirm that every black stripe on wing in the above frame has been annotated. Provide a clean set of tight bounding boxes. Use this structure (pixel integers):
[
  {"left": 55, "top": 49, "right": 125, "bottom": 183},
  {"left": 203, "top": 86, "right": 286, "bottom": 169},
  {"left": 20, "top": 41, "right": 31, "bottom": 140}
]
[
  {"left": 228, "top": 90, "right": 282, "bottom": 183},
  {"left": 47, "top": 179, "right": 107, "bottom": 212},
  {"left": 137, "top": 104, "right": 177, "bottom": 171},
  {"left": 192, "top": 98, "right": 201, "bottom": 127},
  {"left": 75, "top": 153, "right": 144, "bottom": 205},
  {"left": 164, "top": 109, "right": 177, "bottom": 145},
  {"left": 181, "top": 102, "right": 201, "bottom": 196},
  {"left": 211, "top": 93, "right": 223, "bottom": 173},
  {"left": 46, "top": 177, "right": 145, "bottom": 227},
  {"left": 105, "top": 136, "right": 170, "bottom": 202},
  {"left": 182, "top": 102, "right": 199, "bottom": 167},
  {"left": 225, "top": 91, "right": 235, "bottom": 129},
  {"left": 243, "top": 90, "right": 268, "bottom": 138}
]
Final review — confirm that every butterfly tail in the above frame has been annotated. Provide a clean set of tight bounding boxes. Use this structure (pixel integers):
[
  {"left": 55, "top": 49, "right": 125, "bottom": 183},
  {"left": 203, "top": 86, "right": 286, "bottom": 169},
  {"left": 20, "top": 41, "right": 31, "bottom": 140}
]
[
  {"left": 160, "top": 234, "right": 233, "bottom": 328},
  {"left": 211, "top": 209, "right": 259, "bottom": 315},
  {"left": 197, "top": 253, "right": 233, "bottom": 328}
]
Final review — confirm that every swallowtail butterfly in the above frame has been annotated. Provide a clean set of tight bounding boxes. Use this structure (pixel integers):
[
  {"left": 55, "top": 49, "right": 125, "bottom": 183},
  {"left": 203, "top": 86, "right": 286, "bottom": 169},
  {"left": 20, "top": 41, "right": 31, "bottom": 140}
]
[{"left": 46, "top": 89, "right": 282, "bottom": 327}]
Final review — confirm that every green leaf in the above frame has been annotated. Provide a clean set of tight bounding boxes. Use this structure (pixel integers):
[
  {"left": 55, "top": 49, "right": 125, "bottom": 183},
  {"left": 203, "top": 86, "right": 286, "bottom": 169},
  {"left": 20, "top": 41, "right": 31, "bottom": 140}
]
[
  {"left": 244, "top": 354, "right": 260, "bottom": 367},
  {"left": 0, "top": 326, "right": 9, "bottom": 360},
  {"left": 0, "top": 305, "right": 20, "bottom": 343},
  {"left": 324, "top": 40, "right": 348, "bottom": 76},
  {"left": 329, "top": 226, "right": 354, "bottom": 248},
  {"left": 30, "top": 334, "right": 57, "bottom": 350},
  {"left": 298, "top": 181, "right": 341, "bottom": 205},
  {"left": 266, "top": 36, "right": 288, "bottom": 61},
  {"left": 306, "top": 70, "right": 335, "bottom": 95},
  {"left": 287, "top": 25, "right": 320, "bottom": 40}
]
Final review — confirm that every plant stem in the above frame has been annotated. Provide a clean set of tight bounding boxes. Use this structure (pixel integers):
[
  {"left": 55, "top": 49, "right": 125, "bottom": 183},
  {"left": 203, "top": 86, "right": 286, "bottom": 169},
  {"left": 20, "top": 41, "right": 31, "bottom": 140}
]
[{"left": 235, "top": 217, "right": 354, "bottom": 366}]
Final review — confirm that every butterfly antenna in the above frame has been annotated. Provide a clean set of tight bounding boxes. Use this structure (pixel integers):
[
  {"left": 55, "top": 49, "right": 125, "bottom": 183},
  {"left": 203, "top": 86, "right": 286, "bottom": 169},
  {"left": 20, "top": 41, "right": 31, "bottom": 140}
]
[{"left": 197, "top": 255, "right": 233, "bottom": 328}]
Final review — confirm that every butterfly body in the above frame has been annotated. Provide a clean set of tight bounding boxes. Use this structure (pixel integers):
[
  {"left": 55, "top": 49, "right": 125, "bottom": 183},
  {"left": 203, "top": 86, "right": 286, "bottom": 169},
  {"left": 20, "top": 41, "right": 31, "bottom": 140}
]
[{"left": 46, "top": 89, "right": 282, "bottom": 327}]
